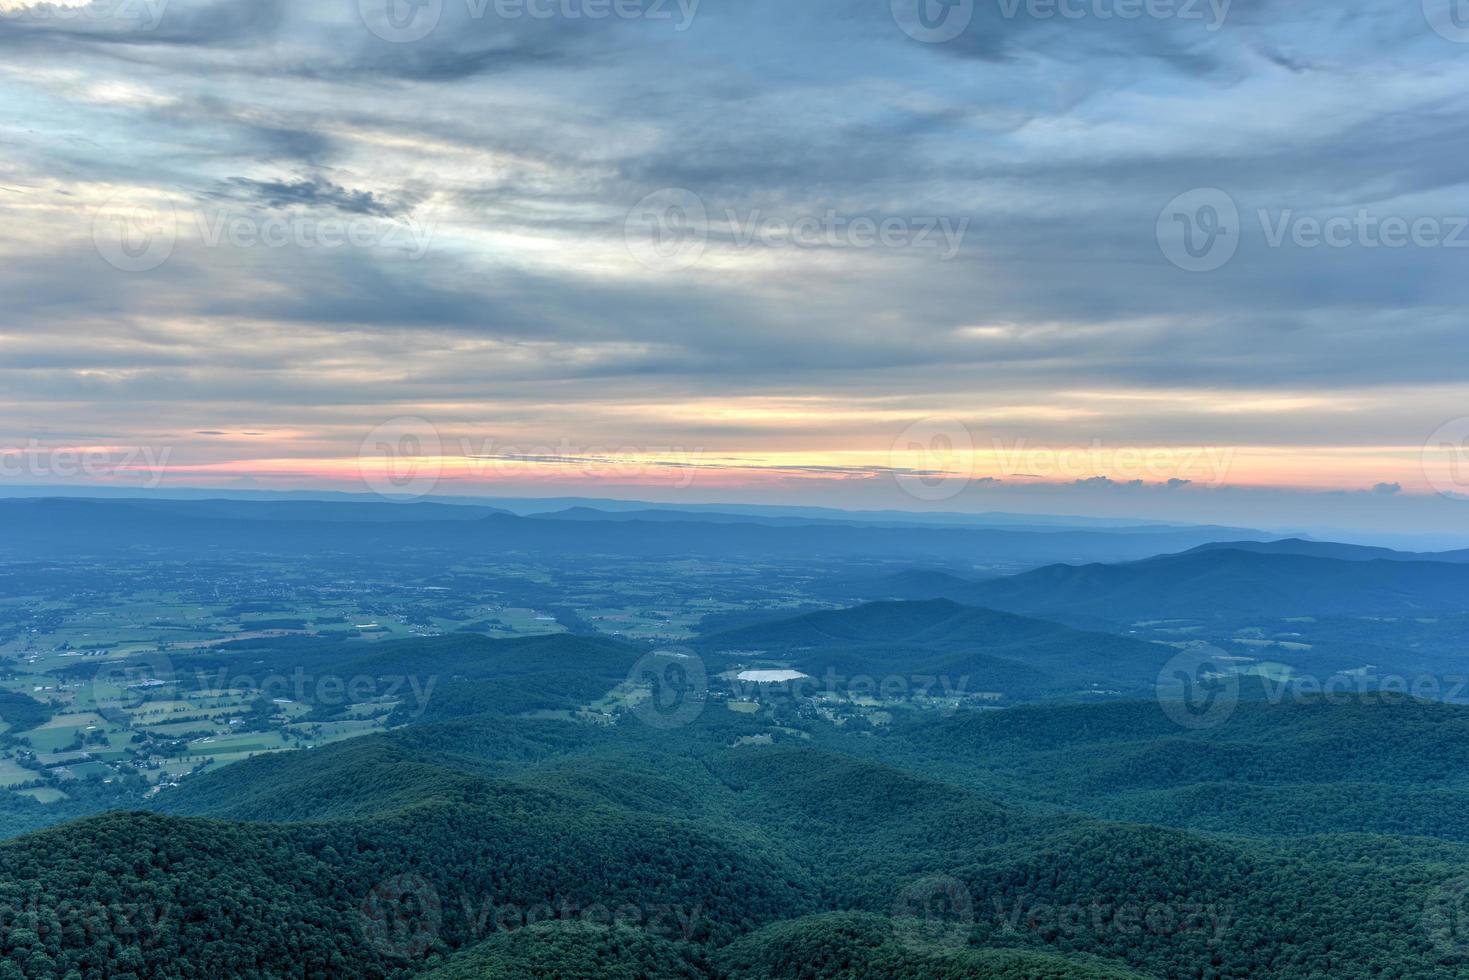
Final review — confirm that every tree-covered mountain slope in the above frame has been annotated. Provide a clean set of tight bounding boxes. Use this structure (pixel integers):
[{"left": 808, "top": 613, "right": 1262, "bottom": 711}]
[{"left": 965, "top": 549, "right": 1469, "bottom": 625}]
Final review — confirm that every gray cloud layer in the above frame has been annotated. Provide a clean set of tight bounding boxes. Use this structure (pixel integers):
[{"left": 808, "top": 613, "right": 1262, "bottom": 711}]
[{"left": 0, "top": 0, "right": 1466, "bottom": 524}]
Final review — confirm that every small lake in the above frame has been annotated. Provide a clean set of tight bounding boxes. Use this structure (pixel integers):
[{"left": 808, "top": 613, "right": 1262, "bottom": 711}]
[{"left": 736, "top": 669, "right": 810, "bottom": 683}]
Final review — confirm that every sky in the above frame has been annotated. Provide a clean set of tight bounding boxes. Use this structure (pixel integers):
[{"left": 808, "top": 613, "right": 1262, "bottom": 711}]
[{"left": 1, "top": 0, "right": 1467, "bottom": 534}]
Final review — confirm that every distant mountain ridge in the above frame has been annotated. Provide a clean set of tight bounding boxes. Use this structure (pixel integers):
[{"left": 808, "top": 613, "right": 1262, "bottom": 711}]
[
  {"left": 1183, "top": 537, "right": 1469, "bottom": 563},
  {"left": 0, "top": 497, "right": 1286, "bottom": 566},
  {"left": 963, "top": 546, "right": 1469, "bottom": 625}
]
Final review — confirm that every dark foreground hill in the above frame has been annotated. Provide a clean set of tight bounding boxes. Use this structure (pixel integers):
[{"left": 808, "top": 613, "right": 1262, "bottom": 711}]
[{"left": 5, "top": 691, "right": 1469, "bottom": 977}]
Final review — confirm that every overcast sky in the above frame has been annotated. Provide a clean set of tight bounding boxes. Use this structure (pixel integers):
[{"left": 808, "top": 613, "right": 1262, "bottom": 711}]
[{"left": 1, "top": 0, "right": 1467, "bottom": 531}]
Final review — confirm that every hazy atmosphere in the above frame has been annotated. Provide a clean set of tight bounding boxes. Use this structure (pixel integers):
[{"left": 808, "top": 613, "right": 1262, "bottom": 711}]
[{"left": 6, "top": 5, "right": 1469, "bottom": 979}]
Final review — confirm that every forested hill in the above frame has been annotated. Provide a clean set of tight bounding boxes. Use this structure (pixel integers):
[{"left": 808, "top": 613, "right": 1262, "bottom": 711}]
[
  {"left": 962, "top": 547, "right": 1469, "bottom": 624},
  {"left": 5, "top": 694, "right": 1469, "bottom": 977},
  {"left": 698, "top": 599, "right": 1174, "bottom": 696},
  {"left": 1181, "top": 537, "right": 1469, "bottom": 563}
]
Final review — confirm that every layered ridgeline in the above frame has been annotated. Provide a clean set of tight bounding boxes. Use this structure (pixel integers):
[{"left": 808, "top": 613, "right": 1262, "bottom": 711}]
[
  {"left": 823, "top": 546, "right": 1469, "bottom": 684},
  {"left": 5, "top": 534, "right": 1469, "bottom": 979},
  {"left": 5, "top": 688, "right": 1469, "bottom": 977},
  {"left": 696, "top": 599, "right": 1174, "bottom": 699},
  {"left": 0, "top": 497, "right": 1281, "bottom": 566},
  {"left": 961, "top": 546, "right": 1469, "bottom": 625}
]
